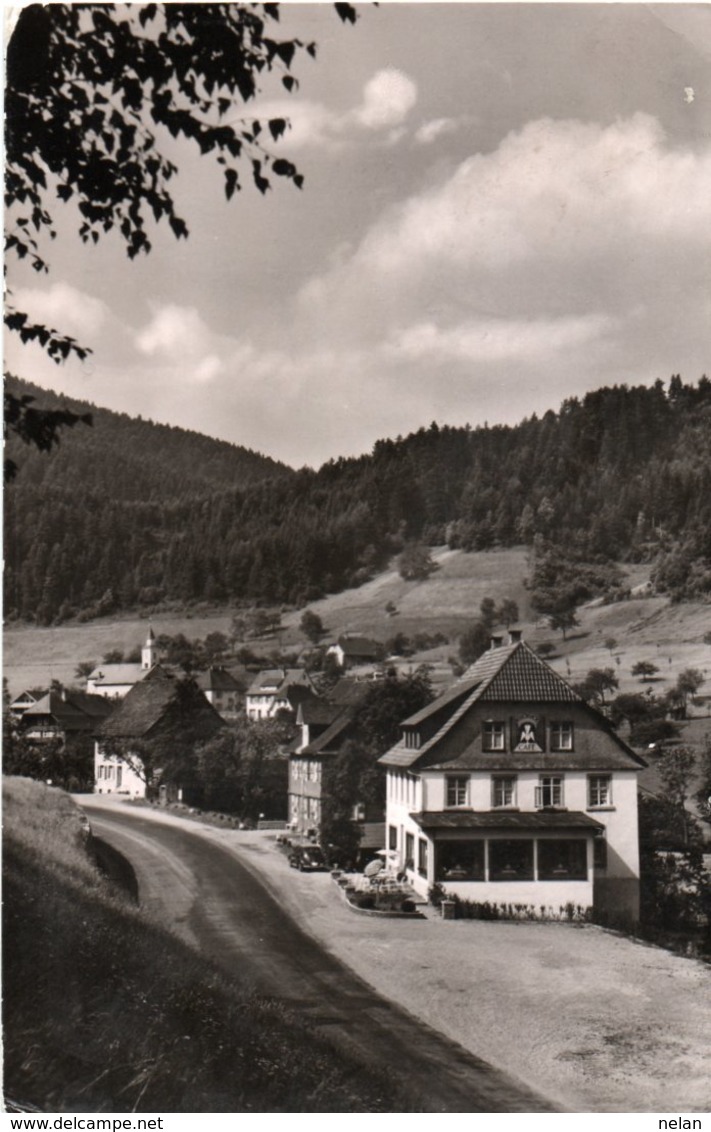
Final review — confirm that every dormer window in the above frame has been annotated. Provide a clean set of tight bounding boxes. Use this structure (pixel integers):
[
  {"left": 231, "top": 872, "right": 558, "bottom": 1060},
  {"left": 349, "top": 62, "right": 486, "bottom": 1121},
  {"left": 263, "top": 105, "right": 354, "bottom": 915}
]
[
  {"left": 550, "top": 722, "right": 574, "bottom": 751},
  {"left": 404, "top": 727, "right": 421, "bottom": 750},
  {"left": 483, "top": 720, "right": 506, "bottom": 751}
]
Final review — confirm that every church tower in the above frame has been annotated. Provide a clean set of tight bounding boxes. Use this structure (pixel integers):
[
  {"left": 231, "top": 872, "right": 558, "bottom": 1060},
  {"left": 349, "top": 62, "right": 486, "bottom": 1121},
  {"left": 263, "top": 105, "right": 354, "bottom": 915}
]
[{"left": 142, "top": 627, "right": 157, "bottom": 671}]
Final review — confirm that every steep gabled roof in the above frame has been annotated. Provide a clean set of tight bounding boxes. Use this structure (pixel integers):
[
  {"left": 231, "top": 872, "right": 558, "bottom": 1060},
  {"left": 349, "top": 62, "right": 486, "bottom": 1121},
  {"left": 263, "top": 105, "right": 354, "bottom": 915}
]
[
  {"left": 299, "top": 709, "right": 356, "bottom": 756},
  {"left": 248, "top": 668, "right": 313, "bottom": 695},
  {"left": 98, "top": 666, "right": 223, "bottom": 740},
  {"left": 327, "top": 677, "right": 372, "bottom": 708},
  {"left": 381, "top": 641, "right": 642, "bottom": 771},
  {"left": 22, "top": 689, "right": 113, "bottom": 731},
  {"left": 195, "top": 666, "right": 242, "bottom": 693},
  {"left": 297, "top": 698, "right": 337, "bottom": 727}
]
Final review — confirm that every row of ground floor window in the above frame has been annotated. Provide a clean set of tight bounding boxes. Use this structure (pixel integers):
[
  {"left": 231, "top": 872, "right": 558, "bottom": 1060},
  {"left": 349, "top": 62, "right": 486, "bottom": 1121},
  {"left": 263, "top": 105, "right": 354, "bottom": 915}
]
[{"left": 392, "top": 831, "right": 604, "bottom": 884}]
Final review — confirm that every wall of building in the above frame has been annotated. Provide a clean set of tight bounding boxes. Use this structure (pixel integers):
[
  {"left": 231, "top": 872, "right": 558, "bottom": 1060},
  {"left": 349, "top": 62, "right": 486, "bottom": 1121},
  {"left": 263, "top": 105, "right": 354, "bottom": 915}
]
[
  {"left": 288, "top": 755, "right": 323, "bottom": 833},
  {"left": 94, "top": 743, "right": 146, "bottom": 798},
  {"left": 385, "top": 764, "right": 640, "bottom": 916}
]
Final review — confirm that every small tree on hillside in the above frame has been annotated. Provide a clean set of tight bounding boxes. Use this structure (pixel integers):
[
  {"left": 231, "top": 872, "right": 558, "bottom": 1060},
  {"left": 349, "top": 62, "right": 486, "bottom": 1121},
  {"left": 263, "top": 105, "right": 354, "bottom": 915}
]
[
  {"left": 676, "top": 667, "right": 705, "bottom": 710},
  {"left": 74, "top": 660, "right": 96, "bottom": 681},
  {"left": 479, "top": 597, "right": 497, "bottom": 628},
  {"left": 632, "top": 660, "right": 659, "bottom": 683},
  {"left": 458, "top": 621, "right": 491, "bottom": 668},
  {"left": 398, "top": 543, "right": 437, "bottom": 582},
  {"left": 497, "top": 598, "right": 519, "bottom": 628},
  {"left": 203, "top": 632, "right": 229, "bottom": 664},
  {"left": 578, "top": 667, "right": 619, "bottom": 706},
  {"left": 300, "top": 609, "right": 325, "bottom": 645},
  {"left": 657, "top": 745, "right": 697, "bottom": 847}
]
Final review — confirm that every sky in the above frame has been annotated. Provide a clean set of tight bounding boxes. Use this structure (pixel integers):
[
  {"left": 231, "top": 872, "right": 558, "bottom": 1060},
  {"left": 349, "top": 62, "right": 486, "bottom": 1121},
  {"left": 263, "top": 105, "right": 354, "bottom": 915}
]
[{"left": 5, "top": 2, "right": 711, "bottom": 469}]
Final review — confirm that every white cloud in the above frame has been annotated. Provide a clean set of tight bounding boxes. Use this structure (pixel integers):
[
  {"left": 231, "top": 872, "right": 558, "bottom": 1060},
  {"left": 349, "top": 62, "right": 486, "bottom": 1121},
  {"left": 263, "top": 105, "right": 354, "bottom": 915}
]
[
  {"left": 135, "top": 304, "right": 225, "bottom": 383},
  {"left": 297, "top": 113, "right": 711, "bottom": 336},
  {"left": 353, "top": 69, "right": 418, "bottom": 130},
  {"left": 11, "top": 281, "right": 108, "bottom": 339},
  {"left": 385, "top": 314, "right": 614, "bottom": 364},
  {"left": 254, "top": 68, "right": 418, "bottom": 150},
  {"left": 414, "top": 117, "right": 460, "bottom": 145}
]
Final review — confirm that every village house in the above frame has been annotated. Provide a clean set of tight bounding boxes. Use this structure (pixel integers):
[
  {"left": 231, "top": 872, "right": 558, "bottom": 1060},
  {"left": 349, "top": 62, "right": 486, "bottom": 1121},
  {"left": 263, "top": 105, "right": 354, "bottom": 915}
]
[
  {"left": 380, "top": 635, "right": 645, "bottom": 917},
  {"left": 86, "top": 628, "right": 158, "bottom": 699},
  {"left": 288, "top": 678, "right": 384, "bottom": 855},
  {"left": 20, "top": 686, "right": 113, "bottom": 742},
  {"left": 245, "top": 667, "right": 317, "bottom": 721},
  {"left": 326, "top": 634, "right": 383, "bottom": 671},
  {"left": 195, "top": 665, "right": 244, "bottom": 718},
  {"left": 94, "top": 665, "right": 224, "bottom": 800},
  {"left": 8, "top": 688, "right": 43, "bottom": 722}
]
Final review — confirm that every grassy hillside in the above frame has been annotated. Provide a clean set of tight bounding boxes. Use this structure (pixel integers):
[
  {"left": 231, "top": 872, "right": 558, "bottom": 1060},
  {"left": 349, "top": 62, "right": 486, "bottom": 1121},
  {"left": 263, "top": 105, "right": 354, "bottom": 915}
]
[
  {"left": 5, "top": 545, "right": 711, "bottom": 703},
  {"left": 2, "top": 777, "right": 410, "bottom": 1112}
]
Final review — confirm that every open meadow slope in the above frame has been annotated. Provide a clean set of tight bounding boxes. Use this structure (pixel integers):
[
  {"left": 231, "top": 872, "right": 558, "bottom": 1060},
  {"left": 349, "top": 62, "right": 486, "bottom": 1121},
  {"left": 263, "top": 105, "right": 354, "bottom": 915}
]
[{"left": 5, "top": 546, "right": 711, "bottom": 702}]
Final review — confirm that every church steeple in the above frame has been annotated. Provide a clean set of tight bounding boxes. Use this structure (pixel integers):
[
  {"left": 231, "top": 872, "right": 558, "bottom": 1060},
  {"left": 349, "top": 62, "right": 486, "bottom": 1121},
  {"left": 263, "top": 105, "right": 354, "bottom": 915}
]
[{"left": 142, "top": 626, "right": 157, "bottom": 671}]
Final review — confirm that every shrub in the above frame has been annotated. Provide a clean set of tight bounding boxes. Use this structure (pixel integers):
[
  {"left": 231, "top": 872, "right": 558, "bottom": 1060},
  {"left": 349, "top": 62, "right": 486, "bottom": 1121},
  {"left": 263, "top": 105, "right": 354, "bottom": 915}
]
[{"left": 355, "top": 893, "right": 376, "bottom": 910}]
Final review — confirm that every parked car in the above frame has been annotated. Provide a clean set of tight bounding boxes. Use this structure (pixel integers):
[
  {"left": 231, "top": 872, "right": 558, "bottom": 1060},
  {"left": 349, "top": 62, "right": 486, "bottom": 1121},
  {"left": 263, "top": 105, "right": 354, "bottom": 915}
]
[{"left": 288, "top": 845, "right": 327, "bottom": 871}]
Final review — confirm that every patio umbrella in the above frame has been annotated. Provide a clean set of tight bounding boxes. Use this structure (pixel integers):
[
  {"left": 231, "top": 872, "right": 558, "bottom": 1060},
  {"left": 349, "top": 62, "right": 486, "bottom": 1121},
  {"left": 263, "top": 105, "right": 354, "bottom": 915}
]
[{"left": 364, "top": 858, "right": 384, "bottom": 877}]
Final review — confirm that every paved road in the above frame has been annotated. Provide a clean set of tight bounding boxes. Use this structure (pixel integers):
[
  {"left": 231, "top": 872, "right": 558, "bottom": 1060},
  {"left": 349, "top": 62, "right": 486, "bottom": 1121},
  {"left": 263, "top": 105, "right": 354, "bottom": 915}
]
[{"left": 81, "top": 801, "right": 560, "bottom": 1113}]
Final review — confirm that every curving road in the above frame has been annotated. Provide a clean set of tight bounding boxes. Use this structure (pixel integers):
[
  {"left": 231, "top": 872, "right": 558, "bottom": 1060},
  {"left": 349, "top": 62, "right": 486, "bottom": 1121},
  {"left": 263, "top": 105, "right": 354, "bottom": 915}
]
[{"left": 81, "top": 801, "right": 560, "bottom": 1114}]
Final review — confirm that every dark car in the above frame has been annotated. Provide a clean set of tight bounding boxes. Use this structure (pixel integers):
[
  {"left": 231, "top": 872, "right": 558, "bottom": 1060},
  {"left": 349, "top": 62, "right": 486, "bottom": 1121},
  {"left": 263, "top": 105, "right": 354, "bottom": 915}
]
[{"left": 288, "top": 845, "right": 327, "bottom": 871}]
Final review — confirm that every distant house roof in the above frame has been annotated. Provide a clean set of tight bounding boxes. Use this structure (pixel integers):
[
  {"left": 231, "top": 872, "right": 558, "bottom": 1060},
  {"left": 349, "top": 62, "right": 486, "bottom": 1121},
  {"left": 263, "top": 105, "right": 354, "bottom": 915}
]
[
  {"left": 330, "top": 635, "right": 381, "bottom": 660},
  {"left": 248, "top": 668, "right": 313, "bottom": 695},
  {"left": 22, "top": 689, "right": 114, "bottom": 733},
  {"left": 300, "top": 709, "right": 357, "bottom": 757},
  {"left": 381, "top": 641, "right": 644, "bottom": 772},
  {"left": 88, "top": 663, "right": 145, "bottom": 687},
  {"left": 327, "top": 677, "right": 372, "bottom": 708},
  {"left": 9, "top": 690, "right": 43, "bottom": 712},
  {"left": 98, "top": 666, "right": 223, "bottom": 741},
  {"left": 195, "top": 666, "right": 242, "bottom": 694},
  {"left": 296, "top": 698, "right": 338, "bottom": 727},
  {"left": 278, "top": 684, "right": 320, "bottom": 713}
]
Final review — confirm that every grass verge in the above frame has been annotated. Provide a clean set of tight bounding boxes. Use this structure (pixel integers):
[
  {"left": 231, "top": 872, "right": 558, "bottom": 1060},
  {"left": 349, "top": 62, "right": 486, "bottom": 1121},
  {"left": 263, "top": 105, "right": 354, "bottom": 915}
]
[{"left": 2, "top": 777, "right": 413, "bottom": 1113}]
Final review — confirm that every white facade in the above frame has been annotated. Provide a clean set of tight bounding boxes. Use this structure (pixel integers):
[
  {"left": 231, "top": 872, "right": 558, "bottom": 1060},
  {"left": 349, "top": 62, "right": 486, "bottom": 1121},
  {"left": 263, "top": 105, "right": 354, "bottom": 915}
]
[
  {"left": 94, "top": 742, "right": 146, "bottom": 797},
  {"left": 87, "top": 664, "right": 144, "bottom": 699},
  {"left": 385, "top": 766, "right": 639, "bottom": 912}
]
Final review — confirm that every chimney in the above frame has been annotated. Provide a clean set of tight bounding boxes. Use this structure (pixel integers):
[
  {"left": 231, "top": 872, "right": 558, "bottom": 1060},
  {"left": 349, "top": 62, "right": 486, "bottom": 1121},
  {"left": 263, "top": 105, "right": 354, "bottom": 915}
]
[
  {"left": 509, "top": 628, "right": 523, "bottom": 644},
  {"left": 490, "top": 634, "right": 504, "bottom": 650}
]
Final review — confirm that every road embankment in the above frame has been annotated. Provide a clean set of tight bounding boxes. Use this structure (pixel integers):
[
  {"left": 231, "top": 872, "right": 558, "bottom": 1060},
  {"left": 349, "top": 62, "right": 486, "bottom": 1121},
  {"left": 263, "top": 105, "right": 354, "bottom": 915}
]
[{"left": 2, "top": 777, "right": 424, "bottom": 1113}]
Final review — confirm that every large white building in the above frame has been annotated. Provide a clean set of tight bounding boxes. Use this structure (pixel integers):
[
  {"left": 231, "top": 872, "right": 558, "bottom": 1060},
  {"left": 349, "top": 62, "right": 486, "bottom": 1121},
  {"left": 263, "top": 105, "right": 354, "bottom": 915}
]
[
  {"left": 380, "top": 637, "right": 645, "bottom": 917},
  {"left": 86, "top": 629, "right": 158, "bottom": 699}
]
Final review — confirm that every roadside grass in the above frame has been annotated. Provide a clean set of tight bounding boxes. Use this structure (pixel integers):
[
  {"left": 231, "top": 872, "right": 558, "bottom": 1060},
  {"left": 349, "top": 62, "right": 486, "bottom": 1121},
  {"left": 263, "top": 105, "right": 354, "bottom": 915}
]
[{"left": 2, "top": 777, "right": 414, "bottom": 1113}]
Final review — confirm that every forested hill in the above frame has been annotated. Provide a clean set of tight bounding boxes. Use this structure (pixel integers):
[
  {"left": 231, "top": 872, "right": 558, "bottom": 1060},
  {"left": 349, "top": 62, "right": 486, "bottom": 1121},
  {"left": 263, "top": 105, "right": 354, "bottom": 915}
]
[
  {"left": 4, "top": 376, "right": 290, "bottom": 499},
  {"left": 5, "top": 375, "right": 711, "bottom": 625}
]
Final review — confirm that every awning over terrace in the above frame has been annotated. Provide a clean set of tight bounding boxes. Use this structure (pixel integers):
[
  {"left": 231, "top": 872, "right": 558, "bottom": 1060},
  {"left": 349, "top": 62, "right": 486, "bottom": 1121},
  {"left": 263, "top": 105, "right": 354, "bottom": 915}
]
[{"left": 410, "top": 810, "right": 604, "bottom": 833}]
